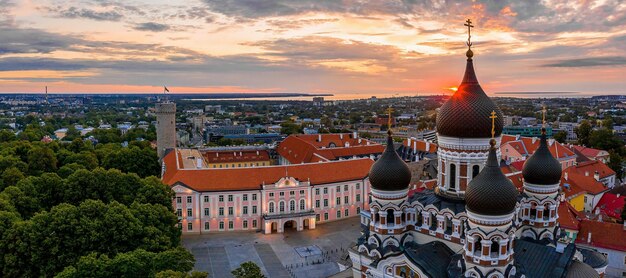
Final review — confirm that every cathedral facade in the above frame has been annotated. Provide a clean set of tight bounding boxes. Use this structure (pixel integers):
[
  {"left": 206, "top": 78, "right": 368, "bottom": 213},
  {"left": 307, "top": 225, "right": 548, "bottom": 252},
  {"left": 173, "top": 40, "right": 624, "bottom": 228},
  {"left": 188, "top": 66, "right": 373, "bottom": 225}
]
[{"left": 349, "top": 23, "right": 607, "bottom": 278}]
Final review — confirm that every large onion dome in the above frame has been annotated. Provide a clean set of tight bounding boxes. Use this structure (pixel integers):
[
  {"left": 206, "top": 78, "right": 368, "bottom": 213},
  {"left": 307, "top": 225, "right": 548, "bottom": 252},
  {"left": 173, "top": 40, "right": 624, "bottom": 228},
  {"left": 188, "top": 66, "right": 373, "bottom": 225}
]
[
  {"left": 465, "top": 139, "right": 519, "bottom": 215},
  {"left": 369, "top": 132, "right": 412, "bottom": 191},
  {"left": 436, "top": 51, "right": 504, "bottom": 138},
  {"left": 522, "top": 129, "right": 562, "bottom": 185}
]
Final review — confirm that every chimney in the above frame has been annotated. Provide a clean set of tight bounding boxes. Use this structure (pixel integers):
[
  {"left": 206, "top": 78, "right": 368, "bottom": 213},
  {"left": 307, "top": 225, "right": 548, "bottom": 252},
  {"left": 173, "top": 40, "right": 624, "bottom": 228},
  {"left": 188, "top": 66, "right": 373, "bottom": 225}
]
[
  {"left": 358, "top": 138, "right": 362, "bottom": 144},
  {"left": 318, "top": 134, "right": 322, "bottom": 142},
  {"left": 587, "top": 232, "right": 592, "bottom": 244},
  {"left": 594, "top": 171, "right": 599, "bottom": 181},
  {"left": 240, "top": 151, "right": 243, "bottom": 156},
  {"left": 340, "top": 134, "right": 343, "bottom": 140},
  {"left": 407, "top": 138, "right": 412, "bottom": 147},
  {"left": 426, "top": 141, "right": 431, "bottom": 152},
  {"left": 216, "top": 152, "right": 219, "bottom": 157},
  {"left": 585, "top": 171, "right": 589, "bottom": 177},
  {"left": 353, "top": 131, "right": 357, "bottom": 138},
  {"left": 564, "top": 172, "right": 568, "bottom": 181},
  {"left": 196, "top": 158, "right": 203, "bottom": 169},
  {"left": 256, "top": 150, "right": 259, "bottom": 155}
]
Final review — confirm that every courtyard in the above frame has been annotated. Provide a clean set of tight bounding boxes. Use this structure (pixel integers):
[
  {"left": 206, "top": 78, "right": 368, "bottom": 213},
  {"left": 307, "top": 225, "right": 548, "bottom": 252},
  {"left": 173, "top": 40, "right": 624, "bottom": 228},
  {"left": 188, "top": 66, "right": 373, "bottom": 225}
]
[{"left": 182, "top": 217, "right": 362, "bottom": 278}]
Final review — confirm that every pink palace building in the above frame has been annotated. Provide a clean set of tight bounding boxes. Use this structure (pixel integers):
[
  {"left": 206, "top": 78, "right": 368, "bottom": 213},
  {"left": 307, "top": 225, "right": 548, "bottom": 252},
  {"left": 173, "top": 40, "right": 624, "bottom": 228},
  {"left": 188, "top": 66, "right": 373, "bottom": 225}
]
[{"left": 161, "top": 148, "right": 374, "bottom": 235}]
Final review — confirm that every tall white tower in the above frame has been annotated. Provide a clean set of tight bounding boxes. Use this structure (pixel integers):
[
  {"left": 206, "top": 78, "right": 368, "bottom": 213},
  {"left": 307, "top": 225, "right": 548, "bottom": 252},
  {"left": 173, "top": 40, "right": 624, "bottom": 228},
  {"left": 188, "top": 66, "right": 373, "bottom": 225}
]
[{"left": 156, "top": 101, "right": 176, "bottom": 159}]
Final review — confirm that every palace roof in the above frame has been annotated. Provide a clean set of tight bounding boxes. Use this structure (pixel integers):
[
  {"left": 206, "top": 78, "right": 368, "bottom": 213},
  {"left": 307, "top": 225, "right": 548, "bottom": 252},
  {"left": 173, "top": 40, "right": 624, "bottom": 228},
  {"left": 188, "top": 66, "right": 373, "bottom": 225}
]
[
  {"left": 203, "top": 150, "right": 270, "bottom": 164},
  {"left": 277, "top": 133, "right": 383, "bottom": 164}
]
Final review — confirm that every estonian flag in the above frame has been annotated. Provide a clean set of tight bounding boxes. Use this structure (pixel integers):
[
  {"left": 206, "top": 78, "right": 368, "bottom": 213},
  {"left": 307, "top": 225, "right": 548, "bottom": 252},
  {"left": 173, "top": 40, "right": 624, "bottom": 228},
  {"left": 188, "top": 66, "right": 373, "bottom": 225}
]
[{"left": 164, "top": 86, "right": 169, "bottom": 93}]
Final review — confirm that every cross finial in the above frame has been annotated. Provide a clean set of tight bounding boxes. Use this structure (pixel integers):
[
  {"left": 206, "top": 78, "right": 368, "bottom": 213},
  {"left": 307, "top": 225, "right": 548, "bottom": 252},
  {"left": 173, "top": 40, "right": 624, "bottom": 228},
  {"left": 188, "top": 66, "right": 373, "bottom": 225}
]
[
  {"left": 489, "top": 110, "right": 498, "bottom": 139},
  {"left": 386, "top": 106, "right": 394, "bottom": 132},
  {"left": 464, "top": 18, "right": 474, "bottom": 49},
  {"left": 542, "top": 105, "right": 547, "bottom": 127}
]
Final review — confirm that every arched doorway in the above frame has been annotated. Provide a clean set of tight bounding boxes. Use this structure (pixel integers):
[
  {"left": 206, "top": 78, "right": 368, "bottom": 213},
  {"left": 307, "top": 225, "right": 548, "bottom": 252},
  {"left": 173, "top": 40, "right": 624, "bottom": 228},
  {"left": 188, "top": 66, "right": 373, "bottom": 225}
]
[
  {"left": 271, "top": 222, "right": 278, "bottom": 233},
  {"left": 303, "top": 218, "right": 310, "bottom": 229},
  {"left": 284, "top": 220, "right": 297, "bottom": 232}
]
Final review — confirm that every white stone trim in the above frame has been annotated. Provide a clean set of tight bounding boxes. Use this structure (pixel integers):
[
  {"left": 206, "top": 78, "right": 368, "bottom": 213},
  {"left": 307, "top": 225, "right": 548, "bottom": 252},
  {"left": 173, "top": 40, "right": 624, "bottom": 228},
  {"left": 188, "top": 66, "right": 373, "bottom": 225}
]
[
  {"left": 523, "top": 181, "right": 559, "bottom": 194},
  {"left": 437, "top": 135, "right": 501, "bottom": 151},
  {"left": 370, "top": 188, "right": 408, "bottom": 200},
  {"left": 467, "top": 211, "right": 514, "bottom": 226}
]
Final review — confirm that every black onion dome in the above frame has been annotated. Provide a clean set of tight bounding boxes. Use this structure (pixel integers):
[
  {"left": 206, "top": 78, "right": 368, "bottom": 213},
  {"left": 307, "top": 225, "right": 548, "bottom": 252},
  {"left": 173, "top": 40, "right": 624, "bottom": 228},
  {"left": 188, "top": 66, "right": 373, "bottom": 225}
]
[
  {"left": 369, "top": 133, "right": 412, "bottom": 191},
  {"left": 436, "top": 57, "right": 504, "bottom": 138},
  {"left": 565, "top": 261, "right": 600, "bottom": 278},
  {"left": 522, "top": 131, "right": 562, "bottom": 185},
  {"left": 466, "top": 140, "right": 519, "bottom": 215}
]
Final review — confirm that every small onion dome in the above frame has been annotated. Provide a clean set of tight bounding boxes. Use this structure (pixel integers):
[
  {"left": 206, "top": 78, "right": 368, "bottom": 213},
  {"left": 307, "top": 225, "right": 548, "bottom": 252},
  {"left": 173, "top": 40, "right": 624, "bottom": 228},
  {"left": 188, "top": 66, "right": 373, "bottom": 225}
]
[
  {"left": 466, "top": 139, "right": 519, "bottom": 215},
  {"left": 522, "top": 129, "right": 562, "bottom": 185},
  {"left": 368, "top": 131, "right": 412, "bottom": 191},
  {"left": 565, "top": 261, "right": 600, "bottom": 278},
  {"left": 436, "top": 56, "right": 504, "bottom": 138}
]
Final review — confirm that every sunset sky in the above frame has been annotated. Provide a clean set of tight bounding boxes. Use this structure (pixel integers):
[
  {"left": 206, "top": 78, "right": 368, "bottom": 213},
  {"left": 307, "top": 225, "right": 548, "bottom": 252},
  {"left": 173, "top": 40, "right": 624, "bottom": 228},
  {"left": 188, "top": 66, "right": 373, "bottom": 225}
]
[{"left": 0, "top": 0, "right": 625, "bottom": 96}]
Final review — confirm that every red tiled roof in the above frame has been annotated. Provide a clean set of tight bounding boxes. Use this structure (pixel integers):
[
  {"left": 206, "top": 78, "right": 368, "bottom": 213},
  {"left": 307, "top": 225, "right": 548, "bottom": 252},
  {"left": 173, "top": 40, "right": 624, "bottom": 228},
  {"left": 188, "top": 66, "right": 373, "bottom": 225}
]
[
  {"left": 277, "top": 134, "right": 383, "bottom": 164},
  {"left": 162, "top": 149, "right": 374, "bottom": 192},
  {"left": 509, "top": 161, "right": 525, "bottom": 172},
  {"left": 402, "top": 138, "right": 438, "bottom": 154},
  {"left": 501, "top": 134, "right": 575, "bottom": 160},
  {"left": 571, "top": 145, "right": 608, "bottom": 159},
  {"left": 594, "top": 193, "right": 625, "bottom": 220},
  {"left": 572, "top": 160, "right": 616, "bottom": 179},
  {"left": 506, "top": 171, "right": 524, "bottom": 190},
  {"left": 203, "top": 150, "right": 270, "bottom": 164},
  {"left": 558, "top": 201, "right": 584, "bottom": 230},
  {"left": 576, "top": 220, "right": 626, "bottom": 252},
  {"left": 561, "top": 168, "right": 608, "bottom": 198}
]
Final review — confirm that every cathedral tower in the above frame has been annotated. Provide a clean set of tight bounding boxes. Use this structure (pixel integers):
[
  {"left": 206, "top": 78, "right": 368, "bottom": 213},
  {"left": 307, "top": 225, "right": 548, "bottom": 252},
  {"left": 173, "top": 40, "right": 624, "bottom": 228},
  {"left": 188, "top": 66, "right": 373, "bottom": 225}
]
[
  {"left": 434, "top": 19, "right": 504, "bottom": 200},
  {"left": 156, "top": 101, "right": 176, "bottom": 159},
  {"left": 463, "top": 139, "right": 519, "bottom": 277}
]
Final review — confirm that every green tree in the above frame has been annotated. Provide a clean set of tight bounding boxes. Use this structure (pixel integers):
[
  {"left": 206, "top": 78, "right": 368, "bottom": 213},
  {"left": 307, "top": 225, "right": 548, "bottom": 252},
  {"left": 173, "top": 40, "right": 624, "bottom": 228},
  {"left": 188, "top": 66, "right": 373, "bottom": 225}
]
[
  {"left": 588, "top": 128, "right": 625, "bottom": 155},
  {"left": 27, "top": 146, "right": 58, "bottom": 175},
  {"left": 1, "top": 167, "right": 25, "bottom": 190},
  {"left": 231, "top": 261, "right": 265, "bottom": 278},
  {"left": 575, "top": 120, "right": 592, "bottom": 146},
  {"left": 0, "top": 129, "right": 16, "bottom": 142},
  {"left": 102, "top": 146, "right": 160, "bottom": 178},
  {"left": 280, "top": 122, "right": 302, "bottom": 135},
  {"left": 155, "top": 270, "right": 209, "bottom": 278},
  {"left": 553, "top": 130, "right": 567, "bottom": 143},
  {"left": 608, "top": 151, "right": 624, "bottom": 182}
]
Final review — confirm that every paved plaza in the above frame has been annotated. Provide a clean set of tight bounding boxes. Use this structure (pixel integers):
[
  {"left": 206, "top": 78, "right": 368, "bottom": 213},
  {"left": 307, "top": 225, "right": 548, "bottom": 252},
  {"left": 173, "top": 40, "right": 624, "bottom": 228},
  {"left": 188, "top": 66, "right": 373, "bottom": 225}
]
[{"left": 182, "top": 217, "right": 362, "bottom": 278}]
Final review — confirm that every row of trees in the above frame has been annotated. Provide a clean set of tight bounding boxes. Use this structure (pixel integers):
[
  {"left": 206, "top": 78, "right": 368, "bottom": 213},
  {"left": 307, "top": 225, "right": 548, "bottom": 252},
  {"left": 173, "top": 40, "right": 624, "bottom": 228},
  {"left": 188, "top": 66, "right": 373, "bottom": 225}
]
[{"left": 575, "top": 120, "right": 625, "bottom": 179}]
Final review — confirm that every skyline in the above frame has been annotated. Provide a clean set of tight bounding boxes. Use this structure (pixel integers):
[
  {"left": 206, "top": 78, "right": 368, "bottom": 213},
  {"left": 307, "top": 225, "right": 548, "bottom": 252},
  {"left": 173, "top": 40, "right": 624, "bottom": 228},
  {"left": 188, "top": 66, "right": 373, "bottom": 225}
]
[{"left": 0, "top": 0, "right": 625, "bottom": 96}]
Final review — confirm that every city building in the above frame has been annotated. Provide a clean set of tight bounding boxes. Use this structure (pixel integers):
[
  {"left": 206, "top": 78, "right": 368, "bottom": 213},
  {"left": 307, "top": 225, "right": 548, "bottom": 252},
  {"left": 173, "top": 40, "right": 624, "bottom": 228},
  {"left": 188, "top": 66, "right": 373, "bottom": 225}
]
[
  {"left": 558, "top": 122, "right": 579, "bottom": 142},
  {"left": 312, "top": 97, "right": 325, "bottom": 106},
  {"left": 348, "top": 30, "right": 605, "bottom": 277},
  {"left": 161, "top": 148, "right": 373, "bottom": 235},
  {"left": 561, "top": 166, "right": 610, "bottom": 212},
  {"left": 575, "top": 220, "right": 626, "bottom": 277},
  {"left": 569, "top": 145, "right": 610, "bottom": 164},
  {"left": 500, "top": 134, "right": 577, "bottom": 169},
  {"left": 593, "top": 193, "right": 625, "bottom": 222},
  {"left": 277, "top": 133, "right": 383, "bottom": 165},
  {"left": 203, "top": 150, "right": 271, "bottom": 168},
  {"left": 502, "top": 125, "right": 553, "bottom": 137}
]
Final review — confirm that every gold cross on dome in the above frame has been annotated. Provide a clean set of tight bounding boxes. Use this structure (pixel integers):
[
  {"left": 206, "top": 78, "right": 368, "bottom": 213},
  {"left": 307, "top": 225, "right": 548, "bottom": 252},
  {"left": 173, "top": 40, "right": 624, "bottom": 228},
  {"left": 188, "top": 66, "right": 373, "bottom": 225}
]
[
  {"left": 489, "top": 110, "right": 497, "bottom": 139},
  {"left": 386, "top": 106, "right": 394, "bottom": 128},
  {"left": 464, "top": 18, "right": 474, "bottom": 48},
  {"left": 542, "top": 105, "right": 547, "bottom": 127}
]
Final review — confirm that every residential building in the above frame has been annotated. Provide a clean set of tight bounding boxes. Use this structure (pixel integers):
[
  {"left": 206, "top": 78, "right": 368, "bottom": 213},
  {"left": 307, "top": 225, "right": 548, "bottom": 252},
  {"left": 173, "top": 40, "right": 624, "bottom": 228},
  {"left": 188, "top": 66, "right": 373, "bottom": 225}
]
[
  {"left": 502, "top": 125, "right": 553, "bottom": 137},
  {"left": 500, "top": 134, "right": 577, "bottom": 169},
  {"left": 570, "top": 145, "right": 610, "bottom": 164}
]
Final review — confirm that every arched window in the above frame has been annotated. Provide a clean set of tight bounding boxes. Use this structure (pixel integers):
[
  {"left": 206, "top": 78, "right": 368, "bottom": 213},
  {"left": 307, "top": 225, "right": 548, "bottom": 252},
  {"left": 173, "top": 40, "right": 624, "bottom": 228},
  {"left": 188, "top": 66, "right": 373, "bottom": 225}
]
[
  {"left": 386, "top": 209, "right": 394, "bottom": 226},
  {"left": 474, "top": 236, "right": 482, "bottom": 256},
  {"left": 269, "top": 202, "right": 275, "bottom": 213},
  {"left": 530, "top": 203, "right": 537, "bottom": 220},
  {"left": 375, "top": 212, "right": 380, "bottom": 223},
  {"left": 491, "top": 239, "right": 500, "bottom": 258},
  {"left": 445, "top": 216, "right": 453, "bottom": 235},
  {"left": 400, "top": 212, "right": 406, "bottom": 224},
  {"left": 289, "top": 200, "right": 295, "bottom": 211},
  {"left": 430, "top": 213, "right": 437, "bottom": 230},
  {"left": 279, "top": 201, "right": 285, "bottom": 212},
  {"left": 416, "top": 212, "right": 423, "bottom": 226},
  {"left": 472, "top": 165, "right": 480, "bottom": 178},
  {"left": 449, "top": 164, "right": 457, "bottom": 190},
  {"left": 543, "top": 204, "right": 550, "bottom": 220},
  {"left": 300, "top": 199, "right": 305, "bottom": 210}
]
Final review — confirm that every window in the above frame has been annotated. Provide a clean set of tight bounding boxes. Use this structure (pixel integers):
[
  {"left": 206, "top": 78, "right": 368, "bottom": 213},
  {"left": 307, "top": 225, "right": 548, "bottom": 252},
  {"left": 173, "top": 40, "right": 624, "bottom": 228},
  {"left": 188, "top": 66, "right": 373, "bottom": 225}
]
[
  {"left": 344, "top": 185, "right": 348, "bottom": 191},
  {"left": 472, "top": 165, "right": 480, "bottom": 178},
  {"left": 280, "top": 192, "right": 285, "bottom": 196},
  {"left": 243, "top": 194, "right": 248, "bottom": 201},
  {"left": 356, "top": 207, "right": 360, "bottom": 214},
  {"left": 279, "top": 201, "right": 285, "bottom": 212},
  {"left": 449, "top": 164, "right": 457, "bottom": 190},
  {"left": 345, "top": 209, "right": 349, "bottom": 217},
  {"left": 203, "top": 196, "right": 209, "bottom": 203},
  {"left": 176, "top": 197, "right": 181, "bottom": 203},
  {"left": 584, "top": 196, "right": 588, "bottom": 203},
  {"left": 243, "top": 206, "right": 248, "bottom": 215},
  {"left": 187, "top": 209, "right": 192, "bottom": 217},
  {"left": 187, "top": 223, "right": 192, "bottom": 231},
  {"left": 324, "top": 213, "right": 329, "bottom": 220},
  {"left": 344, "top": 196, "right": 349, "bottom": 204},
  {"left": 243, "top": 220, "right": 248, "bottom": 229},
  {"left": 176, "top": 209, "right": 182, "bottom": 217},
  {"left": 336, "top": 197, "right": 341, "bottom": 205},
  {"left": 315, "top": 188, "right": 320, "bottom": 195},
  {"left": 269, "top": 192, "right": 274, "bottom": 197},
  {"left": 356, "top": 194, "right": 361, "bottom": 202},
  {"left": 323, "top": 188, "right": 328, "bottom": 194},
  {"left": 290, "top": 191, "right": 295, "bottom": 196},
  {"left": 316, "top": 214, "right": 320, "bottom": 221},
  {"left": 316, "top": 200, "right": 320, "bottom": 208},
  {"left": 252, "top": 194, "right": 257, "bottom": 201},
  {"left": 228, "top": 195, "right": 233, "bottom": 202},
  {"left": 336, "top": 186, "right": 340, "bottom": 192},
  {"left": 324, "top": 199, "right": 328, "bottom": 207},
  {"left": 204, "top": 208, "right": 209, "bottom": 216},
  {"left": 219, "top": 221, "right": 224, "bottom": 230},
  {"left": 187, "top": 196, "right": 192, "bottom": 203},
  {"left": 300, "top": 199, "right": 305, "bottom": 210},
  {"left": 228, "top": 221, "right": 233, "bottom": 229},
  {"left": 300, "top": 190, "right": 305, "bottom": 194},
  {"left": 204, "top": 222, "right": 209, "bottom": 230},
  {"left": 252, "top": 206, "right": 257, "bottom": 214},
  {"left": 289, "top": 200, "right": 295, "bottom": 211},
  {"left": 228, "top": 207, "right": 233, "bottom": 216},
  {"left": 252, "top": 220, "right": 257, "bottom": 228},
  {"left": 269, "top": 202, "right": 275, "bottom": 213},
  {"left": 219, "top": 195, "right": 224, "bottom": 202},
  {"left": 337, "top": 211, "right": 341, "bottom": 218},
  {"left": 356, "top": 183, "right": 360, "bottom": 190},
  {"left": 219, "top": 208, "right": 224, "bottom": 216}
]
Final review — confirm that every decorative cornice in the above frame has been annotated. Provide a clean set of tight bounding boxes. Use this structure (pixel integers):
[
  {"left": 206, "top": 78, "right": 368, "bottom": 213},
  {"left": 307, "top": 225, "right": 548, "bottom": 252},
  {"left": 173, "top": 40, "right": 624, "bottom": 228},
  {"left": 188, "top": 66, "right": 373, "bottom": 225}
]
[
  {"left": 437, "top": 135, "right": 501, "bottom": 151},
  {"left": 523, "top": 181, "right": 559, "bottom": 194},
  {"left": 467, "top": 210, "right": 514, "bottom": 226},
  {"left": 371, "top": 188, "right": 408, "bottom": 200}
]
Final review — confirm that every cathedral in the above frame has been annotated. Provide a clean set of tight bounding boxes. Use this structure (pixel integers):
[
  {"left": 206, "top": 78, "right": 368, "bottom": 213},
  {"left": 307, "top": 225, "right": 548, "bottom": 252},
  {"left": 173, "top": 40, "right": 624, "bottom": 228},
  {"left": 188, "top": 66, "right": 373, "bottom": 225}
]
[{"left": 348, "top": 21, "right": 607, "bottom": 278}]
